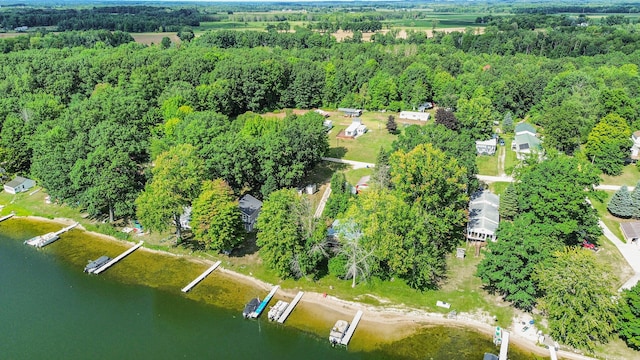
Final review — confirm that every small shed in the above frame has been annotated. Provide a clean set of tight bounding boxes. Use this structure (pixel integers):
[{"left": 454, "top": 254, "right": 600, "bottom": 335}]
[
  {"left": 315, "top": 109, "right": 330, "bottom": 117},
  {"left": 399, "top": 111, "right": 430, "bottom": 122},
  {"left": 305, "top": 184, "right": 317, "bottom": 194},
  {"left": 4, "top": 176, "right": 36, "bottom": 194},
  {"left": 621, "top": 222, "right": 640, "bottom": 243}
]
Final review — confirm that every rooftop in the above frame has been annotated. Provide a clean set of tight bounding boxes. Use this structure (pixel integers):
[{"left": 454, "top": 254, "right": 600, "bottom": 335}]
[
  {"left": 468, "top": 190, "right": 500, "bottom": 234},
  {"left": 621, "top": 222, "right": 640, "bottom": 240},
  {"left": 515, "top": 122, "right": 536, "bottom": 135},
  {"left": 239, "top": 194, "right": 263, "bottom": 216},
  {"left": 5, "top": 176, "right": 30, "bottom": 188}
]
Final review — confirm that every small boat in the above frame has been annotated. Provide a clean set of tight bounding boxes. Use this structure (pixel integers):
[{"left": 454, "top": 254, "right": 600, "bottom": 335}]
[
  {"left": 483, "top": 353, "right": 499, "bottom": 360},
  {"left": 24, "top": 232, "right": 59, "bottom": 247},
  {"left": 267, "top": 300, "right": 289, "bottom": 321},
  {"left": 329, "top": 319, "right": 350, "bottom": 346},
  {"left": 84, "top": 256, "right": 111, "bottom": 274},
  {"left": 243, "top": 298, "right": 260, "bottom": 319}
]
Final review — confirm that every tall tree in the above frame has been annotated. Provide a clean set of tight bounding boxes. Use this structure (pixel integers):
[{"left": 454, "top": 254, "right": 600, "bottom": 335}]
[
  {"left": 371, "top": 147, "right": 391, "bottom": 189},
  {"left": 585, "top": 113, "right": 633, "bottom": 175},
  {"left": 135, "top": 144, "right": 204, "bottom": 241},
  {"left": 386, "top": 115, "right": 398, "bottom": 134},
  {"left": 534, "top": 247, "right": 619, "bottom": 352},
  {"left": 256, "top": 189, "right": 317, "bottom": 279},
  {"left": 542, "top": 100, "right": 583, "bottom": 155},
  {"left": 502, "top": 112, "right": 514, "bottom": 134},
  {"left": 390, "top": 143, "right": 469, "bottom": 254},
  {"left": 618, "top": 283, "right": 640, "bottom": 350},
  {"left": 477, "top": 214, "right": 562, "bottom": 310},
  {"left": 517, "top": 155, "right": 601, "bottom": 245},
  {"left": 324, "top": 172, "right": 352, "bottom": 219},
  {"left": 191, "top": 179, "right": 244, "bottom": 252},
  {"left": 334, "top": 218, "right": 375, "bottom": 288}
]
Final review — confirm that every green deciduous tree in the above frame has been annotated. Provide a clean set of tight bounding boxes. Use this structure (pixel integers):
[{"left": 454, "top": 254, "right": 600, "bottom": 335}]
[
  {"left": 618, "top": 283, "right": 640, "bottom": 350},
  {"left": 256, "top": 189, "right": 324, "bottom": 279},
  {"left": 517, "top": 155, "right": 601, "bottom": 245},
  {"left": 324, "top": 172, "right": 352, "bottom": 219},
  {"left": 135, "top": 144, "right": 205, "bottom": 241},
  {"left": 585, "top": 113, "right": 633, "bottom": 175},
  {"left": 502, "top": 112, "right": 514, "bottom": 134},
  {"left": 534, "top": 247, "right": 619, "bottom": 352},
  {"left": 191, "top": 179, "right": 244, "bottom": 252},
  {"left": 542, "top": 100, "right": 583, "bottom": 155},
  {"left": 390, "top": 143, "right": 469, "bottom": 254},
  {"left": 477, "top": 215, "right": 562, "bottom": 310}
]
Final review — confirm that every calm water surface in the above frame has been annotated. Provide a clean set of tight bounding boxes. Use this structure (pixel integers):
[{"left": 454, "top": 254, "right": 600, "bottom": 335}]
[{"left": 0, "top": 219, "right": 542, "bottom": 360}]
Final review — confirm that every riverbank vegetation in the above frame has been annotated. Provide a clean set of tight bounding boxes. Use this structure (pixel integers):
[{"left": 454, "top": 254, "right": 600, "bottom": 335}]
[{"left": 1, "top": 1, "right": 640, "bottom": 357}]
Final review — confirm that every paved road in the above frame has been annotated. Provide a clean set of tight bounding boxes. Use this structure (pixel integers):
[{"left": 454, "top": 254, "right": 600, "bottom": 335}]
[
  {"left": 476, "top": 174, "right": 514, "bottom": 183},
  {"left": 322, "top": 157, "right": 375, "bottom": 169},
  {"left": 598, "top": 220, "right": 640, "bottom": 290}
]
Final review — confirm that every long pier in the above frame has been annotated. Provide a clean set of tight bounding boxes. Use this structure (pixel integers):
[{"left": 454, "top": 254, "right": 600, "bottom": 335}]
[
  {"left": 54, "top": 222, "right": 78, "bottom": 236},
  {"left": 181, "top": 261, "right": 222, "bottom": 293},
  {"left": 340, "top": 310, "right": 363, "bottom": 346},
  {"left": 94, "top": 241, "right": 143, "bottom": 275},
  {"left": 498, "top": 330, "right": 509, "bottom": 360},
  {"left": 250, "top": 285, "right": 279, "bottom": 318},
  {"left": 277, "top": 291, "right": 304, "bottom": 323},
  {"left": 548, "top": 346, "right": 558, "bottom": 360},
  {"left": 0, "top": 213, "right": 14, "bottom": 222}
]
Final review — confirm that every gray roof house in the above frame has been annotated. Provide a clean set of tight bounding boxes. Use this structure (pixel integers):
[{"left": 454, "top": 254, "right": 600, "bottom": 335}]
[
  {"left": 512, "top": 122, "right": 542, "bottom": 160},
  {"left": 467, "top": 190, "right": 500, "bottom": 242},
  {"left": 475, "top": 138, "right": 497, "bottom": 155},
  {"left": 337, "top": 108, "right": 362, "bottom": 117},
  {"left": 4, "top": 176, "right": 36, "bottom": 195},
  {"left": 239, "top": 194, "right": 263, "bottom": 232},
  {"left": 621, "top": 222, "right": 640, "bottom": 243}
]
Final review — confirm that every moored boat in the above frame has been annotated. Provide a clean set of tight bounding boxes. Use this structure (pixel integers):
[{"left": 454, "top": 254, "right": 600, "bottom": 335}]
[
  {"left": 243, "top": 298, "right": 260, "bottom": 319},
  {"left": 24, "top": 232, "right": 59, "bottom": 247},
  {"left": 329, "top": 320, "right": 349, "bottom": 346},
  {"left": 267, "top": 300, "right": 289, "bottom": 321},
  {"left": 84, "top": 256, "right": 111, "bottom": 274},
  {"left": 483, "top": 353, "right": 499, "bottom": 360}
]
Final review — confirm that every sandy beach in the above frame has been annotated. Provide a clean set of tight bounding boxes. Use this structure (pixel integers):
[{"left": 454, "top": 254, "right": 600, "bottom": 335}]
[{"left": 20, "top": 215, "right": 596, "bottom": 359}]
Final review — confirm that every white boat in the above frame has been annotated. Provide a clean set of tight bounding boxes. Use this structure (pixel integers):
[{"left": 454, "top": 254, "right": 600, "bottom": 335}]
[
  {"left": 329, "top": 320, "right": 350, "bottom": 346},
  {"left": 24, "top": 232, "right": 59, "bottom": 248},
  {"left": 84, "top": 256, "right": 111, "bottom": 274},
  {"left": 268, "top": 300, "right": 289, "bottom": 321}
]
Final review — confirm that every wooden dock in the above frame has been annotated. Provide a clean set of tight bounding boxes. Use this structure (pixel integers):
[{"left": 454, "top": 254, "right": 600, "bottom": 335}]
[
  {"left": 277, "top": 291, "right": 304, "bottom": 323},
  {"left": 499, "top": 330, "right": 509, "bottom": 360},
  {"left": 0, "top": 213, "right": 14, "bottom": 222},
  {"left": 340, "top": 310, "right": 363, "bottom": 346},
  {"left": 94, "top": 241, "right": 143, "bottom": 275},
  {"left": 181, "top": 261, "right": 221, "bottom": 293},
  {"left": 54, "top": 222, "right": 78, "bottom": 236},
  {"left": 249, "top": 285, "right": 279, "bottom": 318},
  {"left": 548, "top": 346, "right": 558, "bottom": 360}
]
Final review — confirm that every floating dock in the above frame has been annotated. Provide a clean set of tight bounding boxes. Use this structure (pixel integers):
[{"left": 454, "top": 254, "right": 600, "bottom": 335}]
[
  {"left": 248, "top": 285, "right": 279, "bottom": 319},
  {"left": 181, "top": 261, "right": 222, "bottom": 293},
  {"left": 0, "top": 213, "right": 14, "bottom": 222},
  {"left": 340, "top": 310, "right": 363, "bottom": 346},
  {"left": 499, "top": 330, "right": 509, "bottom": 360},
  {"left": 277, "top": 291, "right": 304, "bottom": 324},
  {"left": 93, "top": 241, "right": 143, "bottom": 275},
  {"left": 548, "top": 346, "right": 558, "bottom": 360}
]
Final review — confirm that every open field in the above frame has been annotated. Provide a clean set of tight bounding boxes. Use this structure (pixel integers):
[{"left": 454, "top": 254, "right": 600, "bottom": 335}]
[
  {"left": 131, "top": 32, "right": 180, "bottom": 45},
  {"left": 589, "top": 190, "right": 626, "bottom": 241}
]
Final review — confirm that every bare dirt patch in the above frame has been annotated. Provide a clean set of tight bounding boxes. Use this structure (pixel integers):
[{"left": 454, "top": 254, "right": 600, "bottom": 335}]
[{"left": 130, "top": 32, "right": 181, "bottom": 46}]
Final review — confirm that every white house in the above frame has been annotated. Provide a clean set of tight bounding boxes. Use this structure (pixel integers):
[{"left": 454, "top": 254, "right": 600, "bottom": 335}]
[
  {"left": 475, "top": 138, "right": 497, "bottom": 155},
  {"left": 344, "top": 118, "right": 367, "bottom": 137},
  {"left": 630, "top": 130, "right": 640, "bottom": 162},
  {"left": 399, "top": 111, "right": 430, "bottom": 121},
  {"left": 180, "top": 206, "right": 192, "bottom": 230},
  {"left": 239, "top": 194, "right": 263, "bottom": 232},
  {"left": 4, "top": 176, "right": 36, "bottom": 194},
  {"left": 467, "top": 190, "right": 500, "bottom": 242}
]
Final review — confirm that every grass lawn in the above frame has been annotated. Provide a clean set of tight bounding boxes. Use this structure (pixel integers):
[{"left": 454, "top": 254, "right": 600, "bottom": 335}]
[
  {"left": 476, "top": 154, "right": 499, "bottom": 176},
  {"left": 503, "top": 136, "right": 518, "bottom": 176},
  {"left": 600, "top": 164, "right": 640, "bottom": 186},
  {"left": 326, "top": 111, "right": 400, "bottom": 164},
  {"left": 344, "top": 167, "right": 374, "bottom": 186},
  {"left": 488, "top": 182, "right": 510, "bottom": 196},
  {"left": 588, "top": 190, "right": 626, "bottom": 241}
]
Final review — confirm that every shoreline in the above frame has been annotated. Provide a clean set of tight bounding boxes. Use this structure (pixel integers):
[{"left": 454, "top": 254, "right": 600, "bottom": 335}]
[{"left": 18, "top": 215, "right": 594, "bottom": 359}]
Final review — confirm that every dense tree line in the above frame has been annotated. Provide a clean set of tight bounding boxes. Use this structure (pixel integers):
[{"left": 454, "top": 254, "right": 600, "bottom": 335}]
[{"left": 0, "top": 6, "right": 201, "bottom": 32}]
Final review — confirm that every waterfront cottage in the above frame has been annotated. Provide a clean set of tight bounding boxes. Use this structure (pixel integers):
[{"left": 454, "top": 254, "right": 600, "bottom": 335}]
[
  {"left": 3, "top": 176, "right": 36, "bottom": 194},
  {"left": 467, "top": 190, "right": 500, "bottom": 243},
  {"left": 239, "top": 194, "right": 262, "bottom": 232}
]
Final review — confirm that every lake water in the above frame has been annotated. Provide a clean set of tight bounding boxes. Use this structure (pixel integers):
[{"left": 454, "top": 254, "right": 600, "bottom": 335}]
[{"left": 0, "top": 218, "right": 542, "bottom": 359}]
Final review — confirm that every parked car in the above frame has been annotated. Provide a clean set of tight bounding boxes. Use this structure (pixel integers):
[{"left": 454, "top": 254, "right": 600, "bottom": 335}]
[
  {"left": 499, "top": 139, "right": 505, "bottom": 146},
  {"left": 582, "top": 240, "right": 599, "bottom": 252}
]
